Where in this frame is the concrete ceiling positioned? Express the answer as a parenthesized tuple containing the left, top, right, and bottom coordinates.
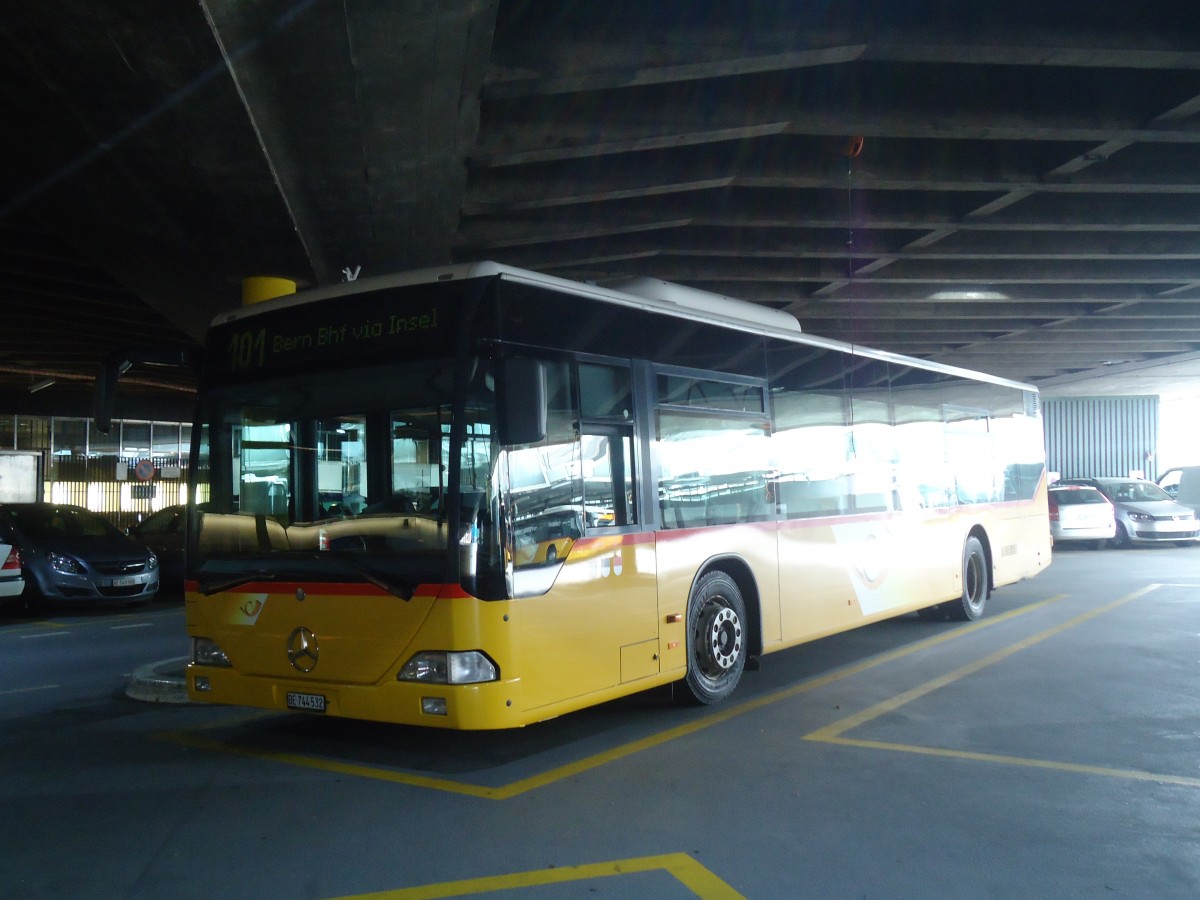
(3, 0, 1200, 413)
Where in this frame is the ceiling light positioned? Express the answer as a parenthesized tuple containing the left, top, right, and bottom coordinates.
(927, 290, 1010, 301)
(28, 378, 56, 393)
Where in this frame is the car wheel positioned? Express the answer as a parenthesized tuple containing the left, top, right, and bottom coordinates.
(20, 581, 46, 615)
(680, 570, 747, 705)
(1110, 524, 1132, 549)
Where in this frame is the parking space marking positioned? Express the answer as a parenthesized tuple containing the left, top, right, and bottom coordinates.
(158, 595, 1066, 798)
(324, 852, 744, 900)
(803, 584, 1200, 788)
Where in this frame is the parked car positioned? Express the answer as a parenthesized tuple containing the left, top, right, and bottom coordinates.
(0, 540, 24, 606)
(1057, 478, 1200, 548)
(0, 503, 159, 608)
(127, 505, 185, 597)
(1047, 484, 1116, 549)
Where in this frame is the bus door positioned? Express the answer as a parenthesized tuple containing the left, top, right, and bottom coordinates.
(510, 362, 659, 713)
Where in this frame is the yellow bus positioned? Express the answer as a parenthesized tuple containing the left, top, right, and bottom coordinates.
(178, 262, 1050, 728)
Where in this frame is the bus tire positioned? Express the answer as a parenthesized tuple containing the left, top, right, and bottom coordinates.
(681, 570, 747, 705)
(945, 536, 988, 621)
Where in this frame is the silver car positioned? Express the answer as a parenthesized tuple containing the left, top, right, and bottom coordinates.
(0, 503, 159, 608)
(1061, 478, 1200, 548)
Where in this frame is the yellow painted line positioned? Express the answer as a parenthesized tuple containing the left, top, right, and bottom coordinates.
(161, 729, 505, 798)
(804, 585, 1200, 787)
(158, 594, 1067, 798)
(815, 737, 1200, 790)
(806, 586, 1154, 742)
(324, 852, 744, 900)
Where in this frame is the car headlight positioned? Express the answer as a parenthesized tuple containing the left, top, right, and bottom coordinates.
(397, 651, 498, 684)
(192, 637, 232, 667)
(48, 552, 86, 575)
(1128, 512, 1152, 522)
(147, 553, 159, 570)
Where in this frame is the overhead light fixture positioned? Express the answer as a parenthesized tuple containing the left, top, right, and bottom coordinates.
(927, 290, 1010, 301)
(28, 378, 56, 393)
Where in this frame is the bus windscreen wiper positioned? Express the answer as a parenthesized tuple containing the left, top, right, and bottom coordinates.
(328, 553, 415, 600)
(197, 554, 415, 600)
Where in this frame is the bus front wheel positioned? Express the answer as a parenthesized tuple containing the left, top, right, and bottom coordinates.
(681, 570, 747, 705)
(945, 536, 988, 621)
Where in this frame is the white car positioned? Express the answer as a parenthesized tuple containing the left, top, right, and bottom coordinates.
(0, 540, 24, 603)
(1048, 484, 1116, 549)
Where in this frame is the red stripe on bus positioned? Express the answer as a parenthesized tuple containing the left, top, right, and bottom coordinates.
(184, 580, 449, 598)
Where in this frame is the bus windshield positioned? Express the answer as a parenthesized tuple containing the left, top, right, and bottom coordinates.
(188, 356, 500, 598)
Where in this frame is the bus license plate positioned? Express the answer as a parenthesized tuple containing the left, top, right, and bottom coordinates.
(287, 692, 327, 713)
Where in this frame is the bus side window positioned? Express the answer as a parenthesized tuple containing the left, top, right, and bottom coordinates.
(578, 362, 638, 530)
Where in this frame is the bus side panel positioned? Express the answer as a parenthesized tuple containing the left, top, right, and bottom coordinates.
(776, 511, 961, 641)
(514, 532, 659, 714)
(654, 522, 781, 661)
(986, 496, 1053, 588)
(776, 519, 862, 639)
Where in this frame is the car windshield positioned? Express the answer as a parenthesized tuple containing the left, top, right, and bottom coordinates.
(0, 505, 117, 539)
(1107, 481, 1172, 503)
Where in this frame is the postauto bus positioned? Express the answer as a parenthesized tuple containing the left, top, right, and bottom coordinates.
(158, 262, 1049, 729)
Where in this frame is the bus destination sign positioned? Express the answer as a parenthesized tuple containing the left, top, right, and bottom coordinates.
(205, 285, 463, 386)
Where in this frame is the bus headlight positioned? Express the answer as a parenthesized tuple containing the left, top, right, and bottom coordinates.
(398, 651, 498, 684)
(192, 637, 232, 667)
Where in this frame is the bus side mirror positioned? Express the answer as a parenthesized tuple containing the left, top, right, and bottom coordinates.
(499, 358, 547, 445)
(93, 345, 199, 433)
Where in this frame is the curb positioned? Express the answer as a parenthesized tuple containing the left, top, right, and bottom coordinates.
(125, 657, 190, 704)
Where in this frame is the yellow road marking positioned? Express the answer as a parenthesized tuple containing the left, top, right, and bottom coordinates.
(158, 595, 1065, 797)
(804, 585, 1200, 787)
(813, 737, 1200, 789)
(324, 852, 744, 900)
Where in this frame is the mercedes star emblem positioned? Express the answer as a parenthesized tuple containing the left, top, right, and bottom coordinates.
(286, 626, 319, 672)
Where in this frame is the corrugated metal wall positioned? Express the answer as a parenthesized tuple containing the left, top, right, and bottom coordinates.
(1044, 396, 1159, 481)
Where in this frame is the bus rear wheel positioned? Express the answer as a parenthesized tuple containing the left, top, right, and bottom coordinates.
(944, 536, 988, 621)
(681, 570, 747, 705)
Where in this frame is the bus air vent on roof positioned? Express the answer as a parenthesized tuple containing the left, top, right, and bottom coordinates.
(612, 277, 802, 334)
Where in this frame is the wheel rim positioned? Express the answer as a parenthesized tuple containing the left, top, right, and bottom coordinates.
(695, 597, 743, 678)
